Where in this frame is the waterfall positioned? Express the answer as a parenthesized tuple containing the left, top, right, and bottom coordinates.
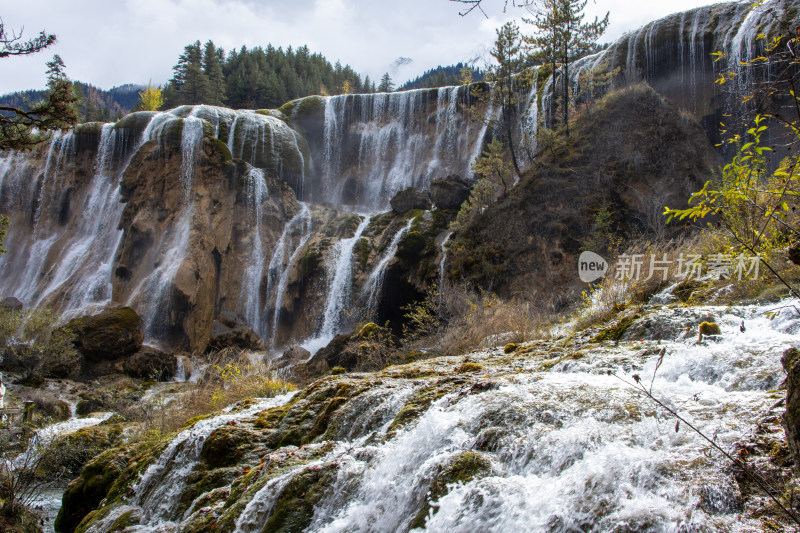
(70, 298, 800, 532)
(131, 393, 296, 524)
(303, 215, 371, 353)
(362, 219, 413, 317)
(267, 203, 313, 345)
(318, 86, 487, 211)
(36, 125, 129, 313)
(438, 231, 453, 293)
(239, 168, 269, 331)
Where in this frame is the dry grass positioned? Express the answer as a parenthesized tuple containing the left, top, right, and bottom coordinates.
(128, 349, 295, 439)
(404, 281, 556, 356)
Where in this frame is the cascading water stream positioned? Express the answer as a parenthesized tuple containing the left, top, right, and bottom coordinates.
(303, 215, 371, 353)
(35, 124, 126, 312)
(438, 231, 453, 293)
(130, 116, 205, 340)
(361, 219, 413, 317)
(131, 392, 296, 525)
(239, 168, 269, 331)
(267, 202, 312, 345)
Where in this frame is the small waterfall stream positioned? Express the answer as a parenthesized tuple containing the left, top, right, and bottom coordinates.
(70, 298, 800, 532)
(239, 168, 269, 331)
(303, 215, 372, 353)
(267, 202, 313, 345)
(362, 219, 413, 317)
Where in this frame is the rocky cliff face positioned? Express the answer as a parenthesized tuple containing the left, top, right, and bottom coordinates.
(0, 0, 791, 353)
(446, 84, 719, 303)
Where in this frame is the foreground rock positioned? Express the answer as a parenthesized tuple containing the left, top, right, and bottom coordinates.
(430, 175, 471, 210)
(67, 307, 144, 362)
(56, 300, 797, 532)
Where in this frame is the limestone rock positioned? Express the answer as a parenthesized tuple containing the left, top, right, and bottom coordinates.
(430, 175, 471, 210)
(783, 347, 800, 471)
(123, 347, 177, 381)
(0, 296, 23, 311)
(68, 307, 144, 362)
(390, 187, 432, 214)
(207, 317, 267, 352)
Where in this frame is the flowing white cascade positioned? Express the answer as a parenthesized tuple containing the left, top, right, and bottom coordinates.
(0, 131, 72, 305)
(361, 219, 413, 317)
(303, 302, 794, 532)
(130, 392, 296, 525)
(303, 215, 371, 353)
(173, 356, 186, 383)
(239, 168, 269, 331)
(34, 125, 127, 313)
(319, 86, 483, 211)
(267, 202, 313, 344)
(537, 0, 793, 124)
(438, 231, 453, 292)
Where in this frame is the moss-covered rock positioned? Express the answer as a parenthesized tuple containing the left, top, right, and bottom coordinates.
(261, 462, 339, 533)
(591, 314, 637, 343)
(66, 307, 144, 362)
(299, 249, 322, 276)
(457, 362, 484, 373)
(410, 451, 492, 529)
(504, 343, 519, 354)
(201, 425, 263, 469)
(698, 321, 721, 337)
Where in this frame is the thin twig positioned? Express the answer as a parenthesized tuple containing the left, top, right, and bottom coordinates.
(613, 372, 800, 527)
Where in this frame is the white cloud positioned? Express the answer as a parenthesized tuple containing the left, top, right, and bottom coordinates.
(0, 0, 723, 95)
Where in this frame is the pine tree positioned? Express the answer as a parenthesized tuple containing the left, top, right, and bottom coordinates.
(0, 23, 77, 151)
(378, 72, 394, 92)
(526, 0, 609, 135)
(168, 41, 210, 106)
(486, 21, 526, 175)
(203, 41, 226, 106)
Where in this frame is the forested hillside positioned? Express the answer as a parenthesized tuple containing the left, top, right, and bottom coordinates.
(398, 62, 484, 90)
(0, 82, 142, 123)
(163, 40, 373, 109)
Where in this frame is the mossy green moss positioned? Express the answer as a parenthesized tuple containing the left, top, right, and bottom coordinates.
(278, 101, 297, 117)
(457, 362, 484, 373)
(591, 314, 637, 342)
(504, 343, 519, 354)
(330, 366, 346, 375)
(358, 322, 379, 338)
(397, 231, 427, 259)
(201, 425, 261, 469)
(261, 462, 339, 533)
(299, 249, 322, 276)
(209, 136, 232, 161)
(410, 451, 492, 529)
(354, 237, 371, 270)
(295, 96, 325, 118)
(699, 321, 721, 336)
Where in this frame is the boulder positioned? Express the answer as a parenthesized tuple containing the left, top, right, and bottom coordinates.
(123, 347, 177, 381)
(0, 296, 23, 311)
(390, 187, 432, 214)
(207, 316, 267, 352)
(430, 175, 471, 210)
(67, 307, 144, 362)
(782, 347, 800, 471)
(276, 345, 312, 369)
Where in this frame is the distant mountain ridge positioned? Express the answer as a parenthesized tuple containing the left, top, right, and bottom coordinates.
(0, 82, 144, 123)
(398, 63, 484, 91)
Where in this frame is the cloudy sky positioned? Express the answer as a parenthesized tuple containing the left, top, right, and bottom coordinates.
(1, 0, 722, 94)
